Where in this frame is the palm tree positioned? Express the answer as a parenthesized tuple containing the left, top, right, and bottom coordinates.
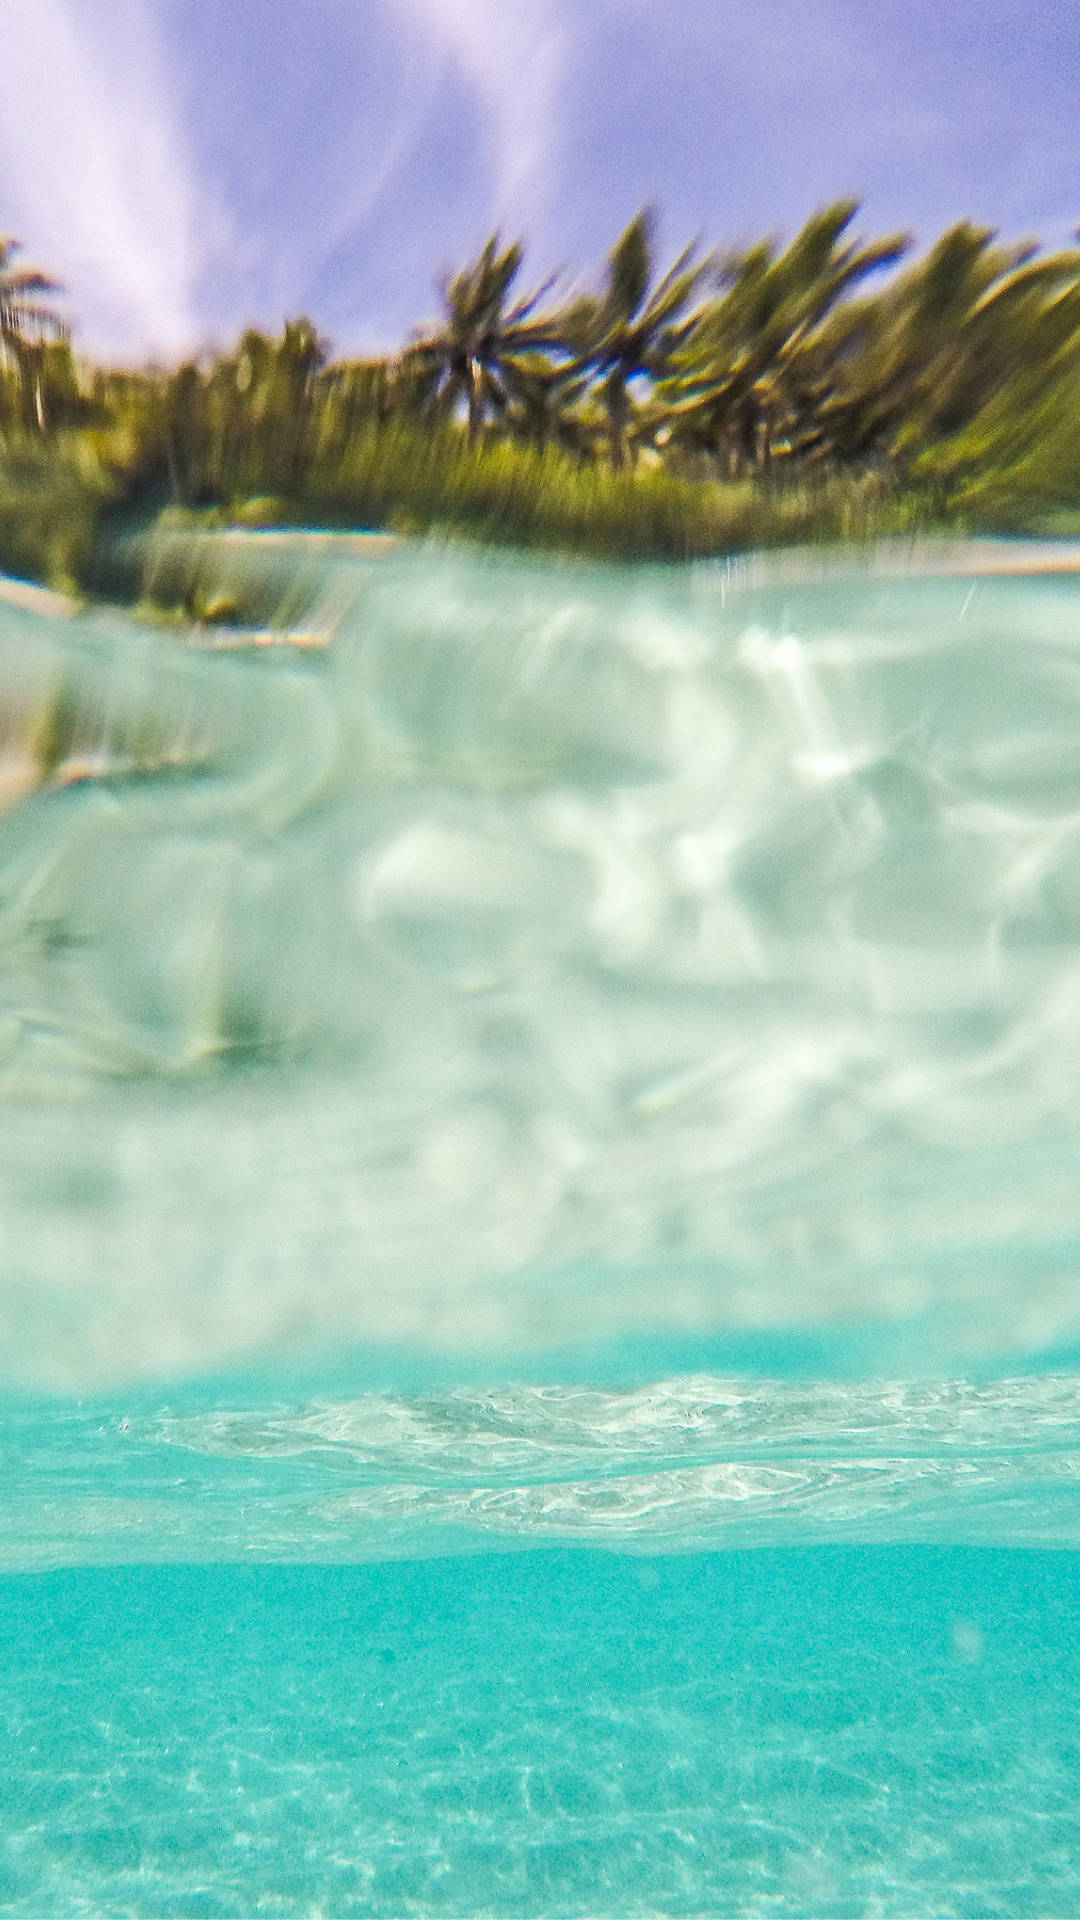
(193, 318, 329, 500)
(559, 210, 706, 469)
(659, 201, 908, 476)
(496, 351, 599, 456)
(803, 222, 1080, 489)
(163, 361, 208, 503)
(0, 234, 66, 431)
(264, 318, 327, 489)
(411, 236, 563, 442)
(0, 234, 63, 348)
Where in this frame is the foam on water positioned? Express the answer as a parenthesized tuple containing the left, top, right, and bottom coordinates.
(6, 1370, 1080, 1570)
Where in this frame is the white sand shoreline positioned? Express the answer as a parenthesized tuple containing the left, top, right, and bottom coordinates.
(709, 537, 1080, 587)
(3, 535, 1080, 632)
(0, 573, 78, 618)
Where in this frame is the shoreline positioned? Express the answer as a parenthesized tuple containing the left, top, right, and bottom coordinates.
(6, 534, 1080, 637)
(0, 573, 78, 618)
(710, 536, 1080, 589)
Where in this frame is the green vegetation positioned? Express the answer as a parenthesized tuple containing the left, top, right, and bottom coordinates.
(3, 202, 1080, 595)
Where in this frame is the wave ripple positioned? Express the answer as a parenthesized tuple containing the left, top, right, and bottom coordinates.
(3, 542, 1080, 1383)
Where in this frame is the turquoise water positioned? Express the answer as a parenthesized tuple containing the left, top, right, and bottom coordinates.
(3, 1551, 1079, 1917)
(3, 537, 1080, 1914)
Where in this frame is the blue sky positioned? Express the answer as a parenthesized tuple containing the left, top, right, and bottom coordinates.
(0, 0, 1077, 362)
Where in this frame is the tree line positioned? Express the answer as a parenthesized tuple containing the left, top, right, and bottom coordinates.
(3, 201, 1080, 582)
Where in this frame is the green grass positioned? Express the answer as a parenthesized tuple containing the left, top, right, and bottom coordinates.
(295, 420, 931, 560)
(0, 413, 1067, 614)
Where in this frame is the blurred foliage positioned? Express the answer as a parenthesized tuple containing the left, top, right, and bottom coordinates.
(3, 201, 1080, 592)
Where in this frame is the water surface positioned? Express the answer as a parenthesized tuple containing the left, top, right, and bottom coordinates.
(2, 536, 1080, 1915)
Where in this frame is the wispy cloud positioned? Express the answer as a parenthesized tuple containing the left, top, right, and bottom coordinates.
(388, 0, 569, 231)
(0, 0, 199, 358)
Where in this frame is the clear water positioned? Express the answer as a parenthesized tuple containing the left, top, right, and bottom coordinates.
(2, 537, 1080, 1915)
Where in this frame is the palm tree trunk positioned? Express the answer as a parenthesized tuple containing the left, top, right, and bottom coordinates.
(466, 366, 484, 444)
(605, 370, 629, 470)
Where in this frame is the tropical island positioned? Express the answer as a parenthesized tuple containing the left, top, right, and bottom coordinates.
(3, 200, 1080, 596)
